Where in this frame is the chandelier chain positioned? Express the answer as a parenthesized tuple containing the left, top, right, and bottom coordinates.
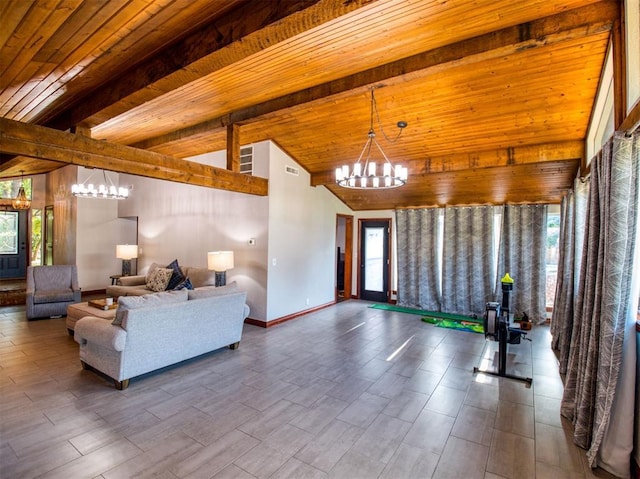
(371, 87, 404, 144)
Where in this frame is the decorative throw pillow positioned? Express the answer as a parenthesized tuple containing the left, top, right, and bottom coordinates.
(165, 259, 185, 290)
(145, 267, 173, 292)
(188, 281, 239, 300)
(112, 289, 188, 326)
(173, 277, 193, 290)
(146, 262, 163, 278)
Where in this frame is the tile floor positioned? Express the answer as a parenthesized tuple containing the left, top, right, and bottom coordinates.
(0, 300, 617, 478)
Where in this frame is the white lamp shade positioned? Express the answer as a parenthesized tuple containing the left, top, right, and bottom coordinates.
(208, 251, 234, 271)
(116, 244, 138, 260)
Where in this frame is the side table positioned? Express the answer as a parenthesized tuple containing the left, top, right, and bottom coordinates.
(110, 274, 123, 285)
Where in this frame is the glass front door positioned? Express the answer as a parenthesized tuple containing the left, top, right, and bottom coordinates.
(360, 219, 390, 302)
(0, 210, 28, 279)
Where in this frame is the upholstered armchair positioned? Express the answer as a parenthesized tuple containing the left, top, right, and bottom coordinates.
(26, 265, 81, 320)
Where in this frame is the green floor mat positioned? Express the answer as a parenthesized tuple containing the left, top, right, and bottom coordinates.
(422, 316, 484, 334)
(370, 303, 480, 323)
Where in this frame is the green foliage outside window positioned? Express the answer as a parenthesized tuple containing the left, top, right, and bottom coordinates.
(31, 209, 42, 265)
(0, 178, 32, 199)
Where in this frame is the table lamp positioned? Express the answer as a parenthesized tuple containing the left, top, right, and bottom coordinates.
(207, 251, 234, 286)
(116, 244, 138, 276)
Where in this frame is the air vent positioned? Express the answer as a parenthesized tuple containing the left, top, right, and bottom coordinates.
(285, 165, 299, 176)
(240, 146, 253, 175)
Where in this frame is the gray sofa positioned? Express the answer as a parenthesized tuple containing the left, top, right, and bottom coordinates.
(74, 285, 249, 389)
(106, 263, 216, 297)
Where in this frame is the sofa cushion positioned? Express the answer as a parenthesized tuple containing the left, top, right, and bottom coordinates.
(112, 288, 188, 325)
(166, 259, 186, 290)
(34, 289, 75, 304)
(183, 267, 217, 288)
(106, 284, 151, 298)
(117, 275, 146, 286)
(33, 266, 73, 288)
(146, 268, 173, 292)
(188, 281, 238, 300)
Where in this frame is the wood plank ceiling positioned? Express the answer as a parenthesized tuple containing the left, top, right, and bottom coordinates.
(0, 0, 619, 210)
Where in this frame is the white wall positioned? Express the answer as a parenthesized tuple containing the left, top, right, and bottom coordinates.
(265, 142, 351, 321)
(75, 168, 136, 290)
(117, 155, 270, 320)
(586, 44, 615, 160)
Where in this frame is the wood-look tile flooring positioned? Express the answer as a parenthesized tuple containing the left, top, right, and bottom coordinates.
(0, 301, 616, 479)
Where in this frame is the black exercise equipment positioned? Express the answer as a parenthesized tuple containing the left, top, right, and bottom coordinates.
(473, 273, 532, 385)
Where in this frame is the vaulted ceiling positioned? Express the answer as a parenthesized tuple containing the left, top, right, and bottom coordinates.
(0, 0, 620, 210)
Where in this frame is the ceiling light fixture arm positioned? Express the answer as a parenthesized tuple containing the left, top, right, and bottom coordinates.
(336, 87, 408, 189)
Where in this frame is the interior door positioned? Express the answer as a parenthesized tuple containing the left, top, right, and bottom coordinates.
(0, 210, 28, 279)
(359, 219, 390, 302)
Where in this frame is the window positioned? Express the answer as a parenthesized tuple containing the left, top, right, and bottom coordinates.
(31, 208, 43, 266)
(239, 146, 253, 175)
(546, 211, 561, 308)
(0, 212, 19, 254)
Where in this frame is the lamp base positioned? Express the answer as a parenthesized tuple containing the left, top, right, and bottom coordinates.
(215, 271, 226, 287)
(122, 259, 132, 276)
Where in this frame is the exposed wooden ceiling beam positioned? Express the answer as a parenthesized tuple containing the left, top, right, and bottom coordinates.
(0, 118, 267, 196)
(131, 1, 618, 152)
(310, 141, 584, 186)
(227, 124, 240, 173)
(42, 0, 372, 130)
(0, 154, 14, 167)
(620, 97, 640, 133)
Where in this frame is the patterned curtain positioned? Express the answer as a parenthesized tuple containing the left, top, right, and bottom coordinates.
(441, 206, 496, 317)
(496, 205, 548, 323)
(395, 208, 441, 311)
(560, 131, 639, 476)
(573, 178, 590, 291)
(551, 177, 590, 374)
(550, 189, 577, 374)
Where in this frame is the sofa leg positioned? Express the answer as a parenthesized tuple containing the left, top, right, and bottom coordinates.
(229, 341, 240, 350)
(115, 379, 130, 390)
(67, 328, 74, 336)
